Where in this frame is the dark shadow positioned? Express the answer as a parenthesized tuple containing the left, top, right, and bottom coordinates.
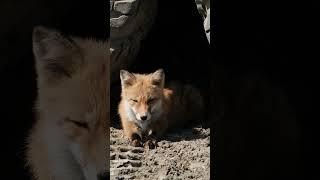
(161, 126, 210, 142)
(0, 1, 107, 179)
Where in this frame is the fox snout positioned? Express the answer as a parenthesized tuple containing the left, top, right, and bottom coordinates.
(136, 111, 150, 121)
(140, 115, 147, 121)
(133, 103, 151, 121)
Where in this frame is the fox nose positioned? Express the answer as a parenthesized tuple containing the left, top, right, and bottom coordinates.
(140, 115, 147, 121)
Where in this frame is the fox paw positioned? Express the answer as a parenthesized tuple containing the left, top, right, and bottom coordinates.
(143, 139, 158, 149)
(130, 139, 143, 147)
(130, 133, 143, 147)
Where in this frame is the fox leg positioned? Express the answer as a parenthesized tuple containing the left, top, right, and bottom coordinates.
(121, 118, 143, 147)
(143, 119, 168, 149)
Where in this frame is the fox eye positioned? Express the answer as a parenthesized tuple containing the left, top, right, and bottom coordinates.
(130, 99, 138, 102)
(147, 98, 157, 104)
(66, 118, 89, 129)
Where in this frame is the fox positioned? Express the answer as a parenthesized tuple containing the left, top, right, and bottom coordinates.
(26, 26, 109, 180)
(118, 69, 204, 148)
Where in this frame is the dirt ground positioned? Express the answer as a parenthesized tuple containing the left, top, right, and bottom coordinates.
(110, 125, 210, 180)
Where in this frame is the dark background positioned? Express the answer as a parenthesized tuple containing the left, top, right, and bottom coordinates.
(214, 0, 318, 179)
(0, 0, 107, 179)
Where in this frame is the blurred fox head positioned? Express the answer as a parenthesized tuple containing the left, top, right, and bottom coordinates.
(120, 69, 165, 122)
(32, 26, 109, 180)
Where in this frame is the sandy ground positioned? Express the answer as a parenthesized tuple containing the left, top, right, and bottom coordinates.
(110, 125, 210, 180)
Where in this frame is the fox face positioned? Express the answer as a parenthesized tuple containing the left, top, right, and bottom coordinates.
(119, 69, 165, 126)
(30, 26, 109, 180)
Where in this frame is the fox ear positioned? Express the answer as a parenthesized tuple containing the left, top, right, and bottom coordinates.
(120, 70, 136, 87)
(151, 69, 165, 87)
(32, 26, 82, 83)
